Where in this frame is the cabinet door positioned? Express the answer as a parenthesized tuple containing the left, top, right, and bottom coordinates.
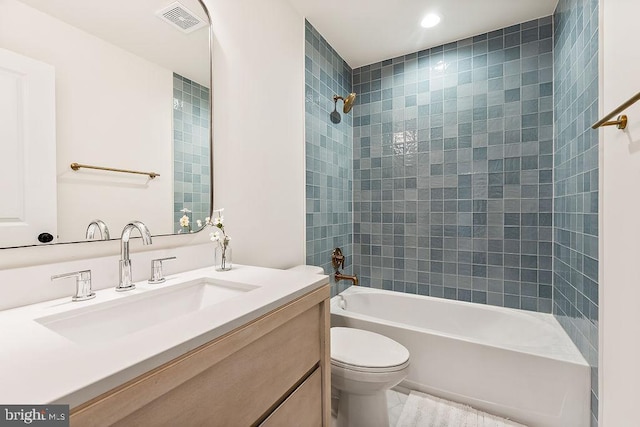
(0, 48, 56, 246)
(260, 369, 322, 427)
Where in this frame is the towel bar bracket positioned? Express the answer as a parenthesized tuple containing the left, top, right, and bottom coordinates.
(592, 91, 640, 129)
(599, 114, 628, 130)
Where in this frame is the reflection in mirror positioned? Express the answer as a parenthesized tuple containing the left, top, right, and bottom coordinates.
(0, 0, 211, 248)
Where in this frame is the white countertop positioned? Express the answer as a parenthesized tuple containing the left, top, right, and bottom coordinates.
(0, 264, 328, 407)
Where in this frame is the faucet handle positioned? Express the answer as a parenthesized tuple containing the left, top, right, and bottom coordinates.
(331, 248, 345, 271)
(51, 270, 95, 301)
(148, 257, 176, 284)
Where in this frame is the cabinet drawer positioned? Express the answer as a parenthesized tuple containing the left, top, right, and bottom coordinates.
(71, 284, 329, 427)
(113, 306, 321, 427)
(260, 368, 322, 427)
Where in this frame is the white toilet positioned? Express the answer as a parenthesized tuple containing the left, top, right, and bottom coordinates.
(331, 327, 410, 427)
(286, 265, 410, 427)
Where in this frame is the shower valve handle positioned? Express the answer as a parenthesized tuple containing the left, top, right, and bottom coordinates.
(332, 247, 345, 270)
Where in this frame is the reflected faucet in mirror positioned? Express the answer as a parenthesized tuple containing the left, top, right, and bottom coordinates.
(117, 221, 152, 292)
(86, 220, 110, 241)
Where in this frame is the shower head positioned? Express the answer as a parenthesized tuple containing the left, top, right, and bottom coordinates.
(333, 92, 357, 114)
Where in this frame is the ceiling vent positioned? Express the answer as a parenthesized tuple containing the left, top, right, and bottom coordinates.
(156, 2, 207, 34)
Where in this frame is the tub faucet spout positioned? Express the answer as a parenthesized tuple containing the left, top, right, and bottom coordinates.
(117, 221, 152, 292)
(335, 272, 359, 286)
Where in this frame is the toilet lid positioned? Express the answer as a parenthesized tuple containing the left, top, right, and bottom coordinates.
(331, 327, 410, 372)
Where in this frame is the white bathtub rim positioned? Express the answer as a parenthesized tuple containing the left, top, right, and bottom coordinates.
(333, 302, 585, 366)
(331, 287, 588, 366)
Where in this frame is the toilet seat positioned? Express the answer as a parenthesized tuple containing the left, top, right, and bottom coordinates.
(331, 358, 410, 373)
(331, 327, 410, 373)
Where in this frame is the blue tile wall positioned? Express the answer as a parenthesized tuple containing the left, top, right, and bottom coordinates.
(305, 21, 353, 295)
(173, 73, 211, 233)
(553, 0, 599, 424)
(352, 18, 554, 312)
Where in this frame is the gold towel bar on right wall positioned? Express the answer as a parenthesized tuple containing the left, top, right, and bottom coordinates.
(592, 91, 640, 130)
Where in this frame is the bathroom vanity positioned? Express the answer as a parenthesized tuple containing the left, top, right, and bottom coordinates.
(0, 264, 330, 427)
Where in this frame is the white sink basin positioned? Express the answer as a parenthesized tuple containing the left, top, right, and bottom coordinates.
(35, 278, 259, 344)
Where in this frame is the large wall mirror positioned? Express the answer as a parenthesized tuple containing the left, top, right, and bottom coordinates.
(0, 0, 212, 248)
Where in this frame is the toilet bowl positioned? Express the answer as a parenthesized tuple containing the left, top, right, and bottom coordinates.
(331, 327, 410, 427)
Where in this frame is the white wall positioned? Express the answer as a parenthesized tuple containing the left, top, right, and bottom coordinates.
(599, 0, 640, 424)
(0, 0, 174, 242)
(0, 0, 307, 271)
(206, 0, 306, 269)
(0, 241, 216, 311)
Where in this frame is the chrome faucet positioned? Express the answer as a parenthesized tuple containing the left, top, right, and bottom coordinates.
(117, 221, 152, 291)
(86, 219, 110, 240)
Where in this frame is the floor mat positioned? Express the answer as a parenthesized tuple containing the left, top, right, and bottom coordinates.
(396, 391, 527, 427)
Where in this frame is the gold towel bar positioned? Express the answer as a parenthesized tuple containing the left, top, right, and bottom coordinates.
(70, 162, 160, 179)
(592, 91, 640, 130)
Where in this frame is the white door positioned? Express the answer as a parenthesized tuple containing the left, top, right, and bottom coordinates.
(0, 48, 56, 247)
(600, 0, 640, 424)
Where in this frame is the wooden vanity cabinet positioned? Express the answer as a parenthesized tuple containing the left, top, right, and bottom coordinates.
(70, 285, 331, 427)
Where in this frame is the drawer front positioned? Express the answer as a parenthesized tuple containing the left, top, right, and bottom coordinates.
(260, 368, 322, 427)
(113, 305, 321, 427)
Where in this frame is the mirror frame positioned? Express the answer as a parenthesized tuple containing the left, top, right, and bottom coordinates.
(1, 0, 214, 250)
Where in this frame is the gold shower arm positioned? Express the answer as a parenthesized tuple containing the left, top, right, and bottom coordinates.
(70, 162, 160, 179)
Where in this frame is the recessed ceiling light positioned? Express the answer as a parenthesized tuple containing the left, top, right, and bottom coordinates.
(421, 13, 441, 28)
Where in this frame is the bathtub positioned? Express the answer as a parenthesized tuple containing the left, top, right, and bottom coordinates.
(330, 286, 590, 427)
